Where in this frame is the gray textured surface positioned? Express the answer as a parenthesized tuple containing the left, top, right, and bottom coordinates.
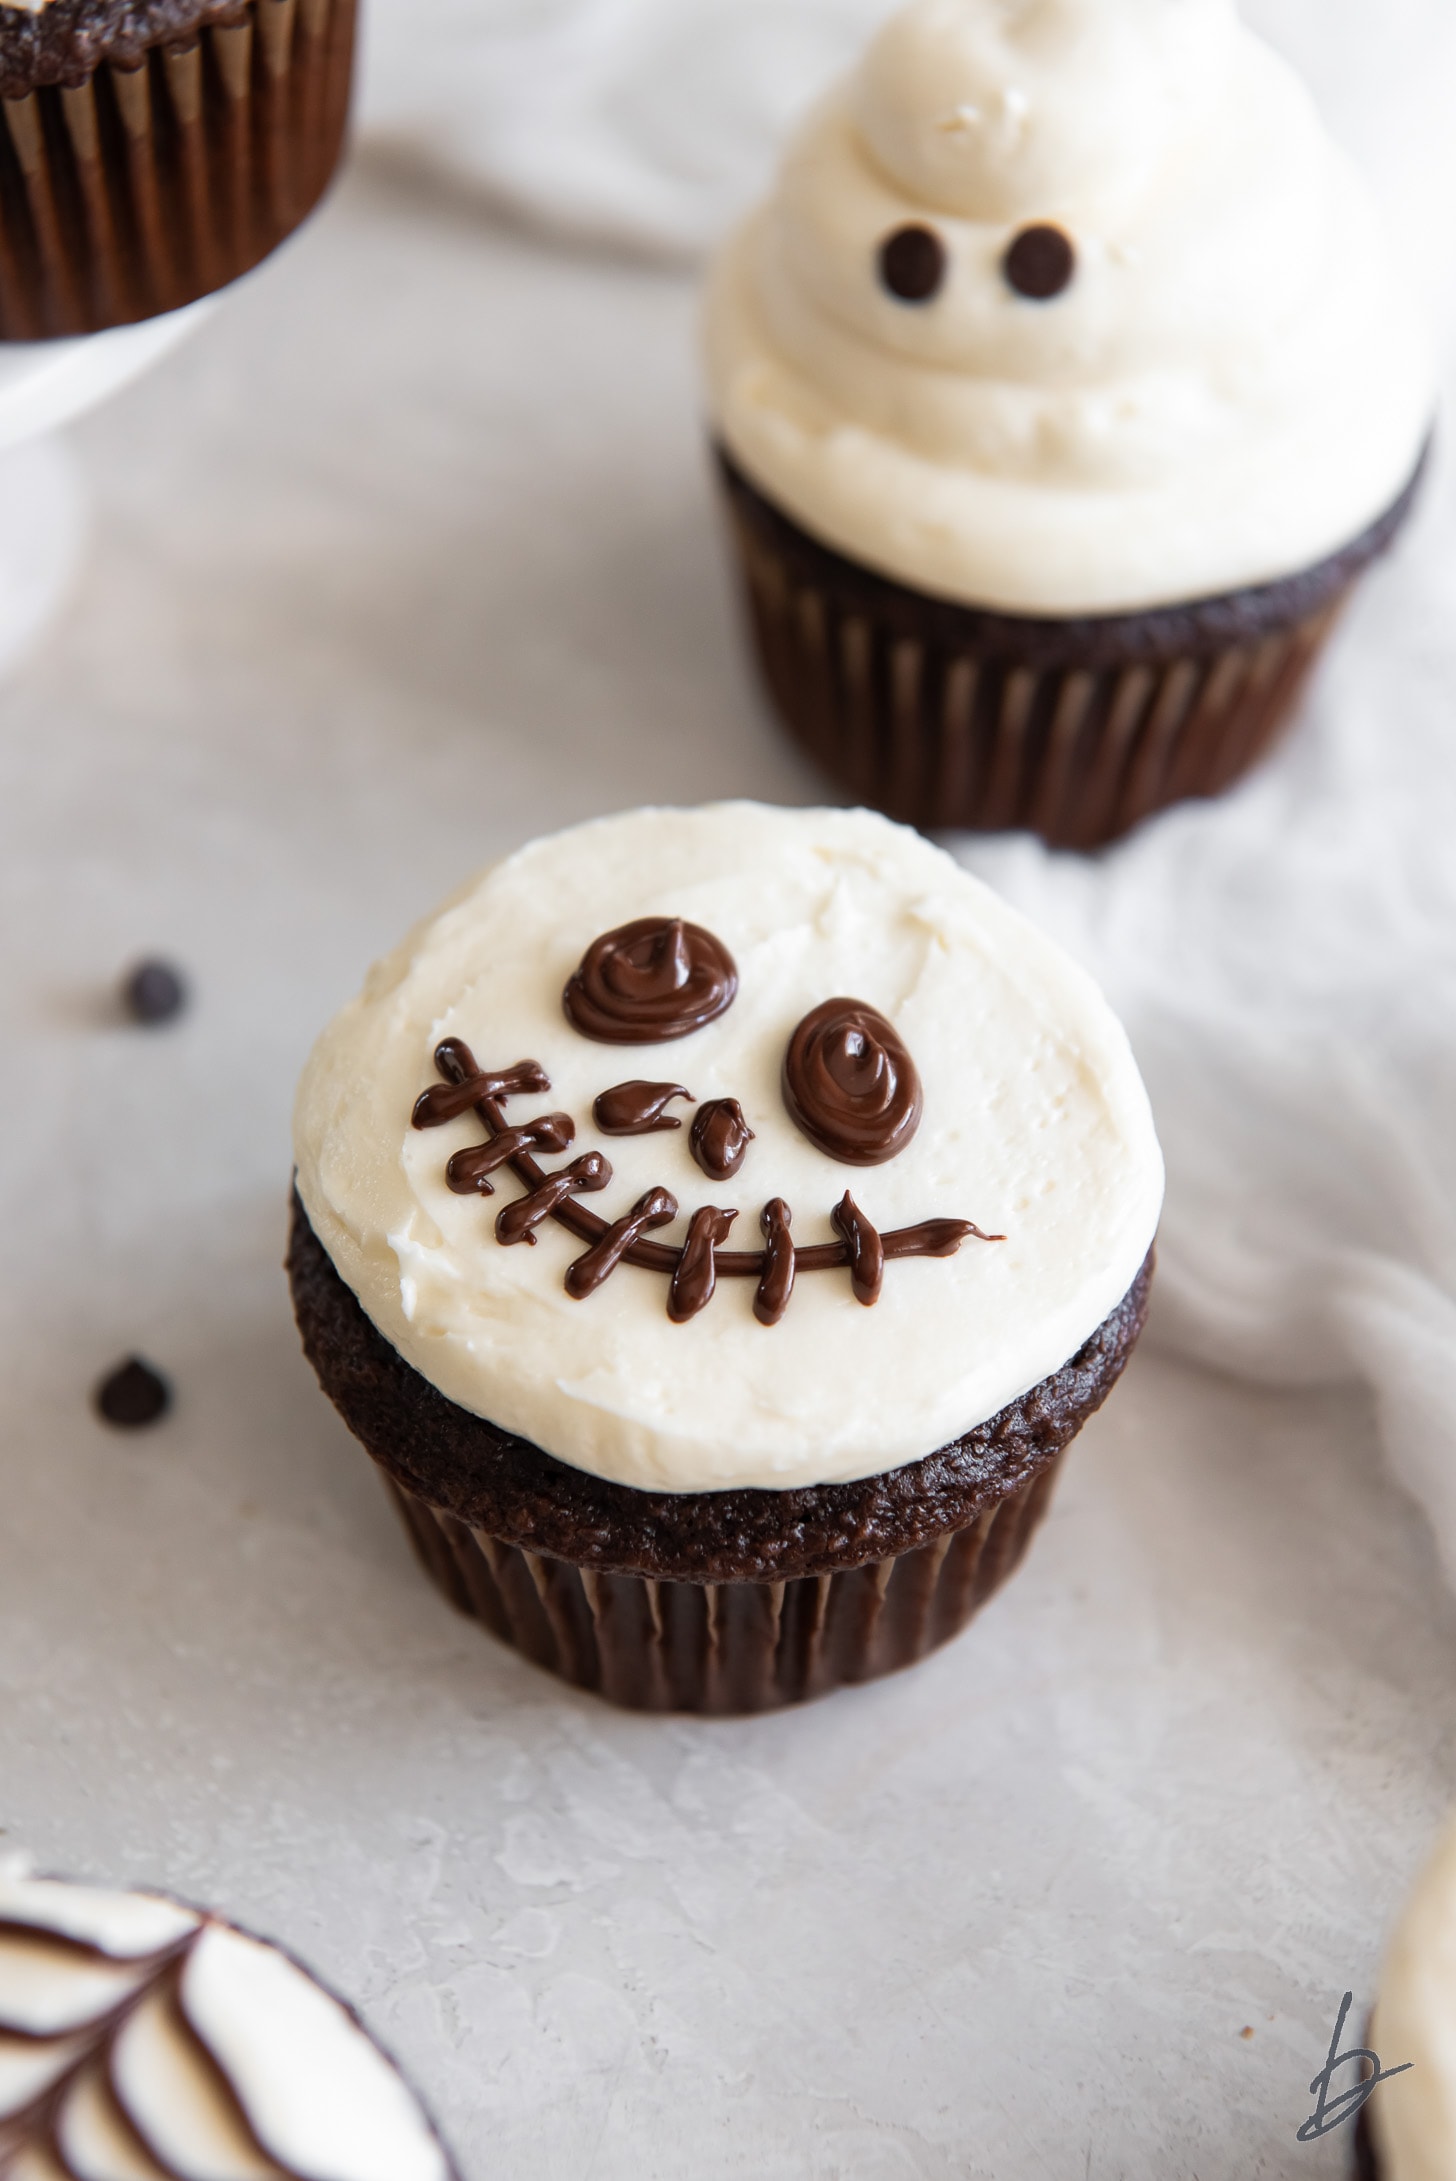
(1, 170, 1452, 2178)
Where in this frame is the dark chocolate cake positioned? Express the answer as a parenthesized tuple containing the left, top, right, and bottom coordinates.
(290, 1192, 1153, 1711)
(717, 446, 1428, 849)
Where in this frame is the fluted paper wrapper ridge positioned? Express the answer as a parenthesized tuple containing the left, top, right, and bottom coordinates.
(383, 1458, 1065, 1715)
(716, 454, 1388, 850)
(0, 0, 356, 339)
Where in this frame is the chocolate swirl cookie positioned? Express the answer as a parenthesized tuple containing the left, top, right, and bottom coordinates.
(564, 918, 738, 1043)
(782, 998, 923, 1165)
(0, 1866, 458, 2179)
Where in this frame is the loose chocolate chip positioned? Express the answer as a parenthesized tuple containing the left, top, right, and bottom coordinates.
(1003, 223, 1076, 301)
(122, 959, 187, 1026)
(94, 1357, 171, 1430)
(879, 224, 945, 303)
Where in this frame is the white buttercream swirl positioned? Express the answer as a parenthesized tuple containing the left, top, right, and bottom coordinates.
(0, 1864, 453, 2181)
(292, 803, 1163, 1495)
(1372, 1814, 1456, 2181)
(704, 0, 1433, 615)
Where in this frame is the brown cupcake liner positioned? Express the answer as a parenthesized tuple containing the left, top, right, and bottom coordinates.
(717, 445, 1426, 850)
(0, 0, 356, 339)
(289, 1192, 1153, 1716)
(384, 1453, 1065, 1715)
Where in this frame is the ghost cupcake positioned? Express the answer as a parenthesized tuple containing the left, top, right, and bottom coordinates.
(289, 803, 1163, 1714)
(0, 1861, 459, 2178)
(704, 0, 1433, 848)
(0, 0, 357, 339)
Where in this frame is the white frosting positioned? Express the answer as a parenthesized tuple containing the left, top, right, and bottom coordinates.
(293, 803, 1163, 1494)
(183, 1926, 447, 2181)
(7, 2148, 68, 2181)
(1372, 1814, 1456, 2181)
(115, 1981, 284, 2180)
(62, 2064, 177, 2181)
(0, 2041, 79, 2123)
(0, 1868, 452, 2181)
(0, 1937, 145, 2038)
(704, 0, 1433, 615)
(0, 1875, 197, 1962)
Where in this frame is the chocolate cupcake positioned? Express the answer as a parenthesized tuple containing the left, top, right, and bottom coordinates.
(0, 0, 357, 339)
(0, 1860, 459, 2176)
(1361, 1815, 1456, 2180)
(704, 0, 1434, 849)
(290, 804, 1163, 1714)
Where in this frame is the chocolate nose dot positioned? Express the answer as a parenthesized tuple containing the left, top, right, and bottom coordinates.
(879, 224, 945, 303)
(1003, 222, 1076, 301)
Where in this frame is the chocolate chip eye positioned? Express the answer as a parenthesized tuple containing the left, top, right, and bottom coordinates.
(1003, 223, 1076, 301)
(879, 224, 945, 304)
(782, 999, 923, 1166)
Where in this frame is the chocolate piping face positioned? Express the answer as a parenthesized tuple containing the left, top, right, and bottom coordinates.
(446, 1113, 574, 1195)
(564, 1188, 678, 1299)
(831, 1193, 885, 1306)
(495, 1153, 613, 1246)
(754, 1198, 795, 1327)
(690, 1098, 754, 1181)
(414, 1040, 1001, 1321)
(782, 999, 923, 1166)
(668, 1207, 739, 1322)
(563, 918, 738, 1043)
(413, 1059, 550, 1130)
(594, 1081, 693, 1135)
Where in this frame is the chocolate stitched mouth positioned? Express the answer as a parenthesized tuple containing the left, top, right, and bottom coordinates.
(412, 1039, 1002, 1325)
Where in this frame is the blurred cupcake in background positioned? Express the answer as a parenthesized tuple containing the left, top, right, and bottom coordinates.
(704, 0, 1434, 849)
(0, 0, 357, 339)
(1362, 1812, 1456, 2179)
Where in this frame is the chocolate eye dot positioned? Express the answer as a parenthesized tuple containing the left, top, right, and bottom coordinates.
(879, 224, 945, 304)
(1003, 222, 1076, 301)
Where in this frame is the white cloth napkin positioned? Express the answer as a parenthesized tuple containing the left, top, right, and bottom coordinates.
(356, 1, 1456, 1582)
(952, 459, 1456, 1585)
(358, 0, 1456, 301)
(358, 0, 880, 257)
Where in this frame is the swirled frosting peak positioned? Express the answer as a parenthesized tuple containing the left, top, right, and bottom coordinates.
(704, 0, 1433, 615)
(857, 0, 1236, 224)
